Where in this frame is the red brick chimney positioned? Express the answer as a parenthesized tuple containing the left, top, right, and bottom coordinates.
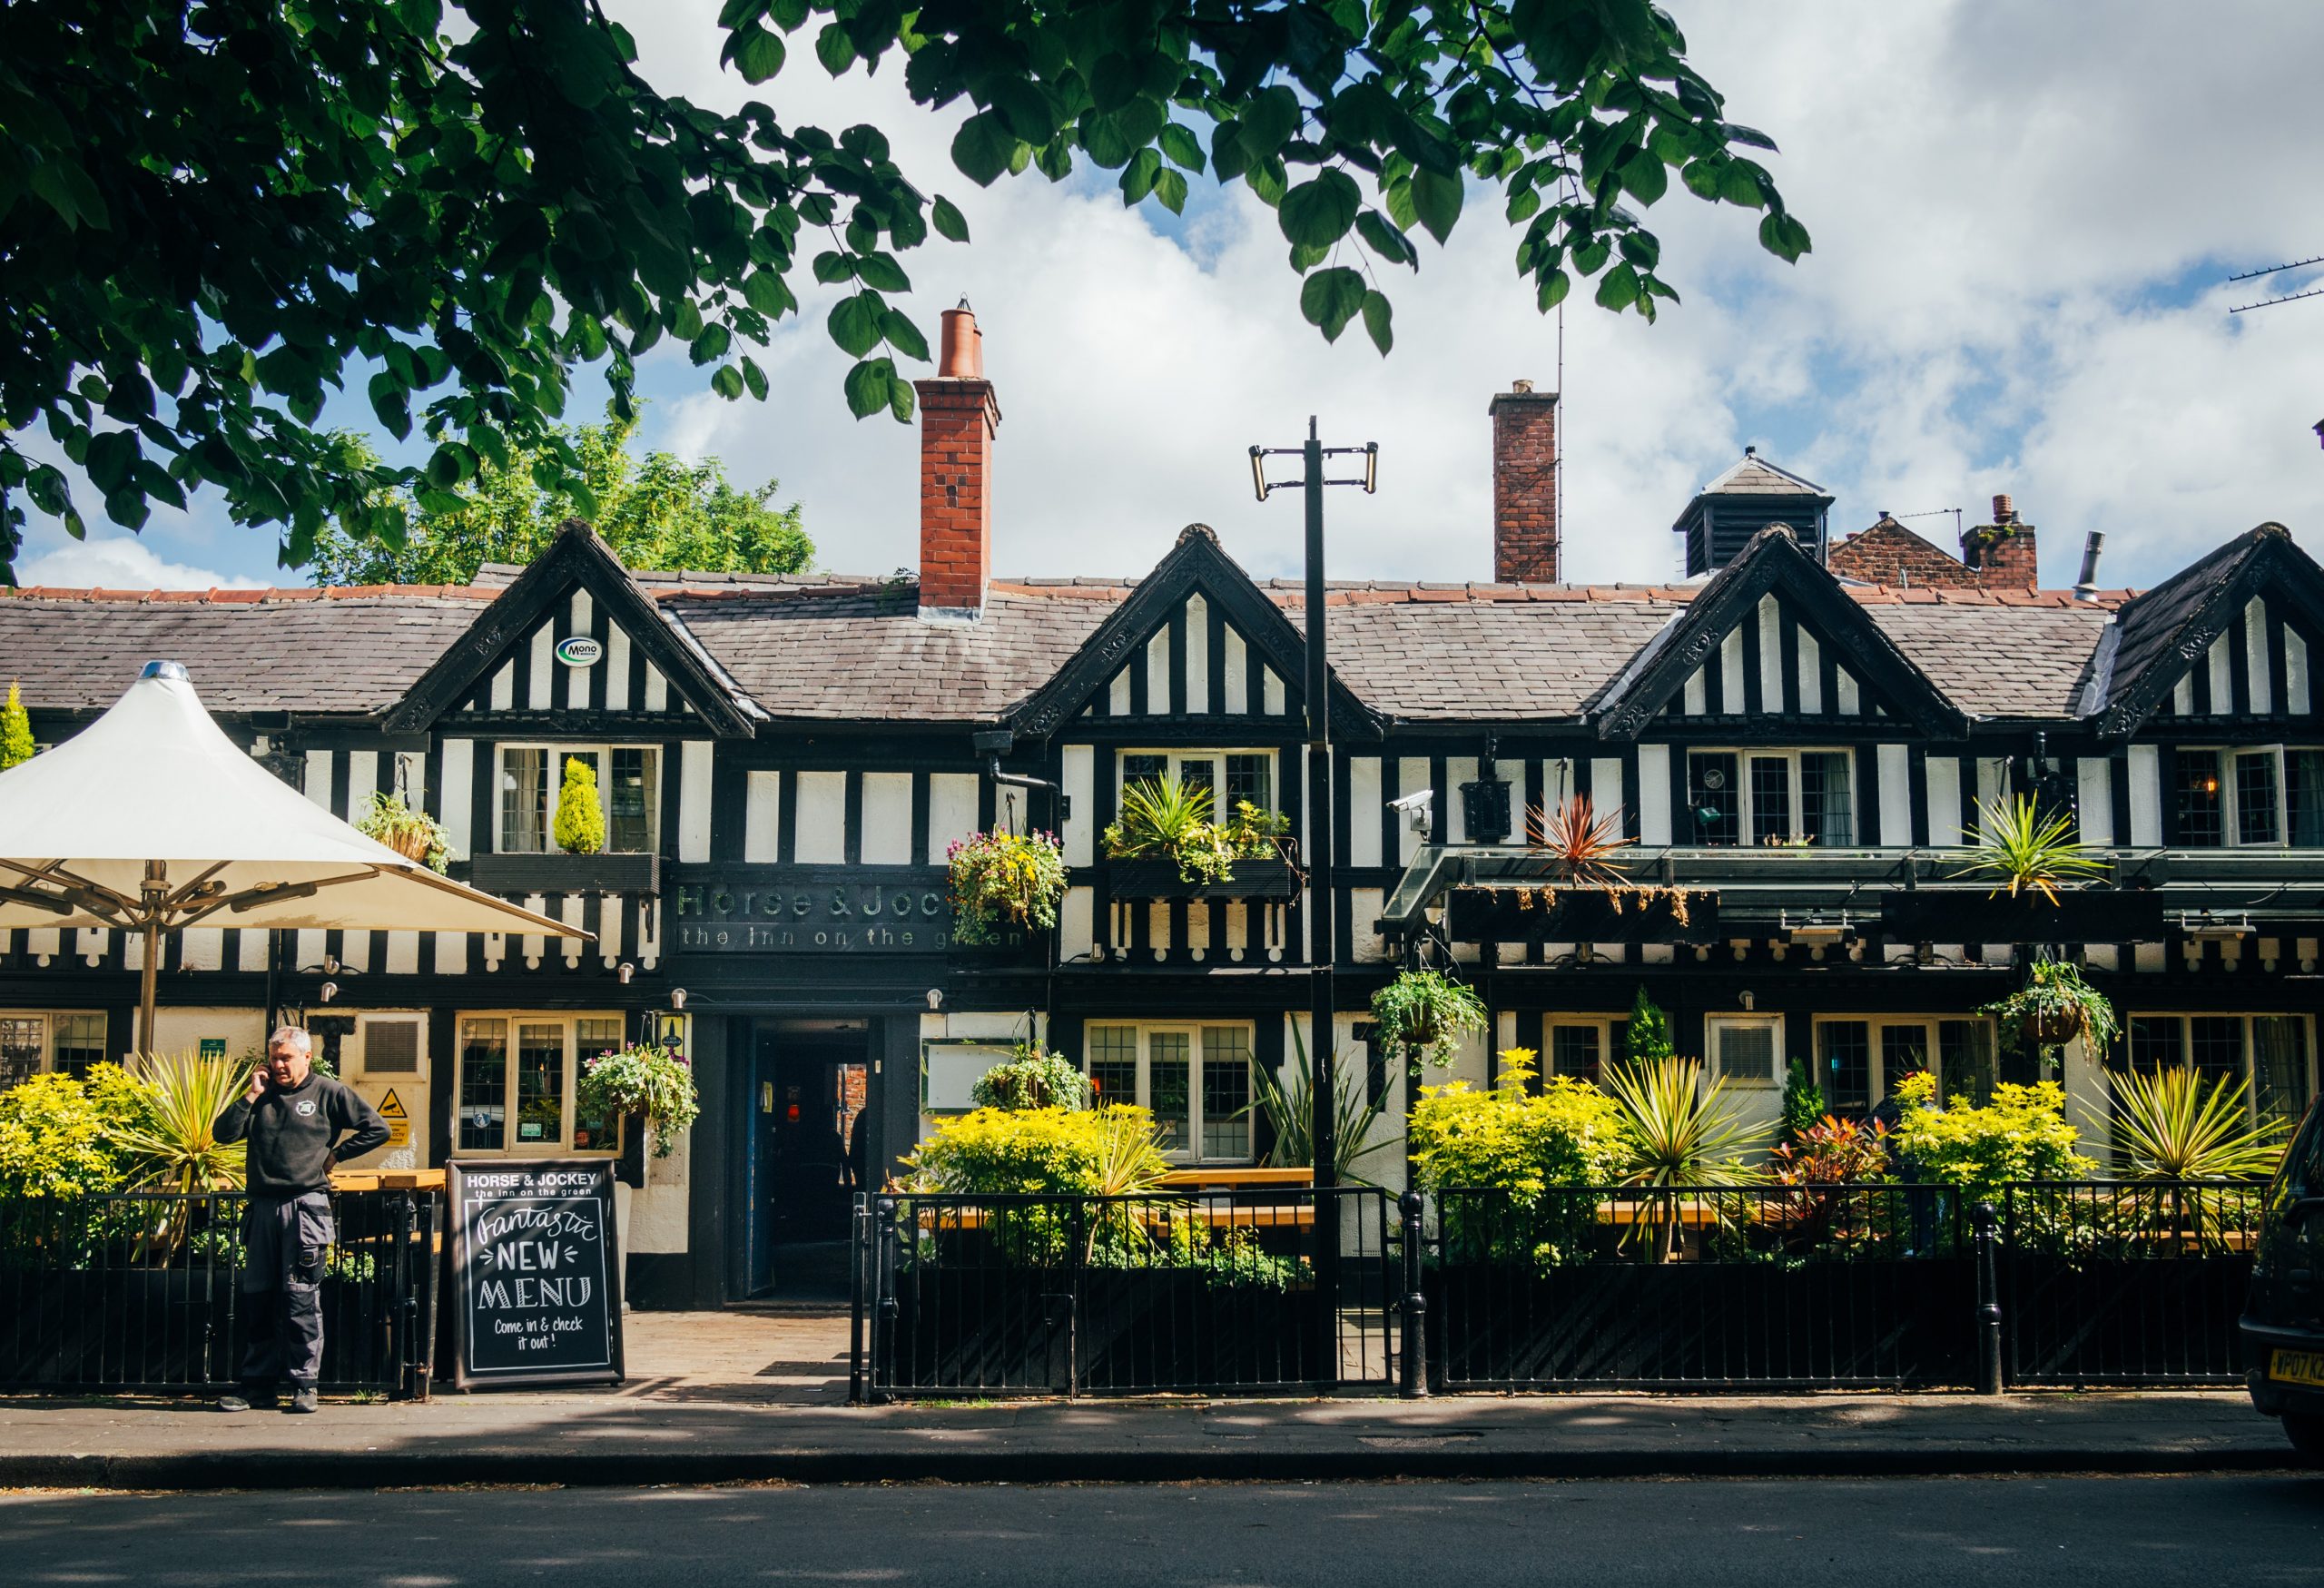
(913, 303, 1001, 617)
(1489, 380, 1559, 583)
(1962, 492, 2037, 587)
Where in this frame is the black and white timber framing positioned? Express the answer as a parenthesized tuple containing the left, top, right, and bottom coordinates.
(4, 515, 2323, 1307)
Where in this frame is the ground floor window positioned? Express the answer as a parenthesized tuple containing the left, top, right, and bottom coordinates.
(0, 1011, 106, 1087)
(1084, 1021, 1254, 1161)
(1812, 1015, 1994, 1114)
(1707, 1014, 1783, 1088)
(1542, 1015, 1628, 1082)
(2122, 1012, 2314, 1129)
(455, 1011, 626, 1155)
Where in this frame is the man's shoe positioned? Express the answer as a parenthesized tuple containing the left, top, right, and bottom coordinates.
(215, 1393, 252, 1414)
(287, 1386, 320, 1414)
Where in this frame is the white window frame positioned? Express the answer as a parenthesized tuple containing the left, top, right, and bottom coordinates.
(2170, 745, 2324, 849)
(2123, 1011, 2319, 1126)
(1809, 1013, 1997, 1110)
(1541, 1014, 1627, 1080)
(1684, 747, 1856, 847)
(495, 742, 663, 854)
(1705, 1013, 1785, 1089)
(1115, 748, 1280, 823)
(451, 1010, 628, 1158)
(0, 1010, 107, 1086)
(1082, 1019, 1256, 1163)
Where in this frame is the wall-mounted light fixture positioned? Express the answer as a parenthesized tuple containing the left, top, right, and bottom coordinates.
(1738, 991, 1755, 1011)
(319, 981, 340, 1003)
(670, 988, 688, 1011)
(617, 962, 635, 985)
(926, 988, 944, 1011)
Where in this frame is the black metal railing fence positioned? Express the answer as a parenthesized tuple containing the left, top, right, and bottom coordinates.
(0, 1188, 439, 1397)
(860, 1186, 1397, 1399)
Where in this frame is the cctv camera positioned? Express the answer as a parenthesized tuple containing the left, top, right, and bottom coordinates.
(1388, 789, 1433, 814)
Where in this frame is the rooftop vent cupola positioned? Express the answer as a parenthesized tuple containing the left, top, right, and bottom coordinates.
(1671, 448, 1834, 576)
(1489, 380, 1560, 582)
(913, 301, 1002, 619)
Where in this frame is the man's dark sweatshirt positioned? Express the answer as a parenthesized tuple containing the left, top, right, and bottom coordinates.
(215, 1073, 390, 1198)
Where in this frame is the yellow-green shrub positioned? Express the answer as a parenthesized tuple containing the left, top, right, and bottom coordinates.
(0, 1064, 149, 1200)
(553, 756, 606, 853)
(1409, 1049, 1628, 1199)
(906, 1104, 1164, 1197)
(1886, 1070, 2093, 1203)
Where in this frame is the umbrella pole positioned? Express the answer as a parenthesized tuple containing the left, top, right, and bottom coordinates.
(138, 919, 160, 1059)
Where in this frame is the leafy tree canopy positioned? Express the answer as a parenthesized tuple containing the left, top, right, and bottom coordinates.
(307, 410, 812, 586)
(0, 0, 1803, 584)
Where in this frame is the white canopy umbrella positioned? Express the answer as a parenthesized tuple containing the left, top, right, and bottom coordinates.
(0, 661, 586, 1050)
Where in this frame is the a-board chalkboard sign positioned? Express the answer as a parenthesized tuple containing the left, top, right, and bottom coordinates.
(447, 1159, 625, 1390)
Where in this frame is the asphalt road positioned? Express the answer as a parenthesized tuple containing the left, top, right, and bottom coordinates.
(7, 1475, 2323, 1587)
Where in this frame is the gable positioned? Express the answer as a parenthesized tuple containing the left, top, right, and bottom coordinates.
(2088, 525, 2324, 737)
(1590, 526, 1966, 741)
(383, 522, 758, 737)
(1012, 524, 1374, 737)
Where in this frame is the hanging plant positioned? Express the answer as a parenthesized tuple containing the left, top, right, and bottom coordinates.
(357, 791, 452, 873)
(948, 829, 1067, 945)
(1984, 954, 2119, 1050)
(553, 756, 606, 854)
(970, 1042, 1093, 1110)
(576, 1043, 700, 1158)
(1369, 968, 1488, 1068)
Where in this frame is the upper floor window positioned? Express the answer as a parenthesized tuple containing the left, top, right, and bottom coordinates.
(497, 744, 660, 853)
(1687, 749, 1854, 847)
(0, 1011, 106, 1089)
(1543, 1015, 1627, 1083)
(2171, 746, 2324, 847)
(1118, 749, 1275, 819)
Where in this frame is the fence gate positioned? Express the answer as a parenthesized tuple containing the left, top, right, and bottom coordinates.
(856, 1188, 1399, 1399)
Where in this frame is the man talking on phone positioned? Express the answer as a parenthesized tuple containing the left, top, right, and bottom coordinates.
(212, 1025, 389, 1413)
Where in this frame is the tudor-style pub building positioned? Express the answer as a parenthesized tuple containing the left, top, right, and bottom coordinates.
(4, 308, 2320, 1307)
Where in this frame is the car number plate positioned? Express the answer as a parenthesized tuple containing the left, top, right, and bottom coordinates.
(2270, 1348, 2324, 1388)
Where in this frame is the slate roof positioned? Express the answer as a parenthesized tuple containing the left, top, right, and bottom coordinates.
(0, 588, 488, 714)
(1691, 451, 1830, 498)
(2099, 528, 2270, 714)
(0, 564, 2143, 728)
(664, 585, 1123, 723)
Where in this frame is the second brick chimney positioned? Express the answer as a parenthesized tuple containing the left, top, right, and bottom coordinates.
(1962, 492, 2038, 587)
(1489, 380, 1560, 583)
(913, 303, 1001, 618)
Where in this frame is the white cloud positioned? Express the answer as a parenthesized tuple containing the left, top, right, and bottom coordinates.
(615, 0, 2324, 592)
(15, 536, 266, 591)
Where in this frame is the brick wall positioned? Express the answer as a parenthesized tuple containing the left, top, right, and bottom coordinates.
(1828, 518, 1984, 588)
(1489, 387, 1559, 582)
(1961, 497, 2038, 588)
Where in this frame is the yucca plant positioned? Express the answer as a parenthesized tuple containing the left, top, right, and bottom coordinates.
(2109, 1066, 2284, 1181)
(2108, 1067, 2284, 1253)
(1602, 1056, 1768, 1260)
(1252, 1023, 1398, 1182)
(1526, 794, 1634, 887)
(113, 1052, 248, 1260)
(1955, 794, 2109, 905)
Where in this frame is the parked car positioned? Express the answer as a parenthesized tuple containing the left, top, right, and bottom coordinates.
(2244, 1095, 2324, 1463)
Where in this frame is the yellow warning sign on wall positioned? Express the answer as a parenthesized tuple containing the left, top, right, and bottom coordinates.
(375, 1088, 410, 1148)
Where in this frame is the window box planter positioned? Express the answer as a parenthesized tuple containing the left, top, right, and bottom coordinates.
(1107, 854, 1300, 902)
(465, 852, 661, 896)
(1877, 887, 2162, 943)
(1445, 885, 1721, 942)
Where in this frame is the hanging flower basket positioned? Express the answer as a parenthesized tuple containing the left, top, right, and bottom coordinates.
(948, 830, 1067, 946)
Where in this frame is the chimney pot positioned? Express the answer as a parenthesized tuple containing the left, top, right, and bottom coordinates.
(1511, 379, 1533, 394)
(1992, 492, 2014, 523)
(937, 304, 983, 380)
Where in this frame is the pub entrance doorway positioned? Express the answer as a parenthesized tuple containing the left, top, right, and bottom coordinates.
(746, 1020, 872, 1298)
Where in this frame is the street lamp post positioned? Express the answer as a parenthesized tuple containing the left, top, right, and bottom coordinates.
(1250, 420, 1378, 1197)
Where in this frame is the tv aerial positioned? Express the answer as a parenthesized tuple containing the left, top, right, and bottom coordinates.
(2229, 253, 2324, 314)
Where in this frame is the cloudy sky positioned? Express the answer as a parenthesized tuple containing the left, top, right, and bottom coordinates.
(16, 0, 2324, 591)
